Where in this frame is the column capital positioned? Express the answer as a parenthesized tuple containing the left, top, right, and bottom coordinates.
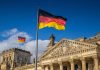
(41, 65, 45, 68)
(80, 57, 86, 61)
(69, 59, 74, 63)
(92, 55, 98, 59)
(58, 61, 63, 65)
(49, 63, 53, 66)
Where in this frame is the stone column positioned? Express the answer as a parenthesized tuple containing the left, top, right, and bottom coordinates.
(81, 58, 86, 70)
(93, 56, 99, 70)
(59, 62, 63, 70)
(67, 64, 70, 70)
(50, 63, 53, 70)
(70, 60, 74, 70)
(78, 64, 81, 70)
(41, 65, 45, 70)
(45, 66, 49, 70)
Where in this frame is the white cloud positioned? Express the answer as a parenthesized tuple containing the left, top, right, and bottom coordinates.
(0, 28, 50, 62)
(0, 28, 32, 52)
(22, 40, 49, 62)
(1, 28, 18, 37)
(24, 40, 49, 57)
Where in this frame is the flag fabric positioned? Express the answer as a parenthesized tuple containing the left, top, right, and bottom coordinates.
(18, 36, 26, 43)
(38, 9, 67, 30)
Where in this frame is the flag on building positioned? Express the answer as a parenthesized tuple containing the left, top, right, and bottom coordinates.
(18, 36, 26, 43)
(38, 9, 67, 30)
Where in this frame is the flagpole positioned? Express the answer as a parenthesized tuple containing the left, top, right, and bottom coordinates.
(17, 36, 19, 49)
(35, 9, 39, 70)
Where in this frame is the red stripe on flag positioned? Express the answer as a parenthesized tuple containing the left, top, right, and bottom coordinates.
(39, 16, 66, 26)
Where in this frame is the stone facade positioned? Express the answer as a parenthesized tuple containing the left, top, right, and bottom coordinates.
(0, 48, 31, 70)
(0, 33, 100, 70)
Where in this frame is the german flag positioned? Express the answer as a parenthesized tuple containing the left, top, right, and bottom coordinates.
(18, 36, 26, 43)
(38, 9, 67, 30)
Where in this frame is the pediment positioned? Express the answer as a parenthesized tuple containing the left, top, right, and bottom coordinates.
(40, 38, 97, 60)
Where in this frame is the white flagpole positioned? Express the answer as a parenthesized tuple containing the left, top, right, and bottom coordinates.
(35, 9, 39, 70)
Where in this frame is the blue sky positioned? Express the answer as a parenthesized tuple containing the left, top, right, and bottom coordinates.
(0, 0, 100, 59)
(0, 0, 100, 41)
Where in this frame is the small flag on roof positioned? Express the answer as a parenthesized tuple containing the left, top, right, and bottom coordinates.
(18, 36, 26, 43)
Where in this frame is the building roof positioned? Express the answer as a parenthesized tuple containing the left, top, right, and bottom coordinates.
(2, 48, 31, 54)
